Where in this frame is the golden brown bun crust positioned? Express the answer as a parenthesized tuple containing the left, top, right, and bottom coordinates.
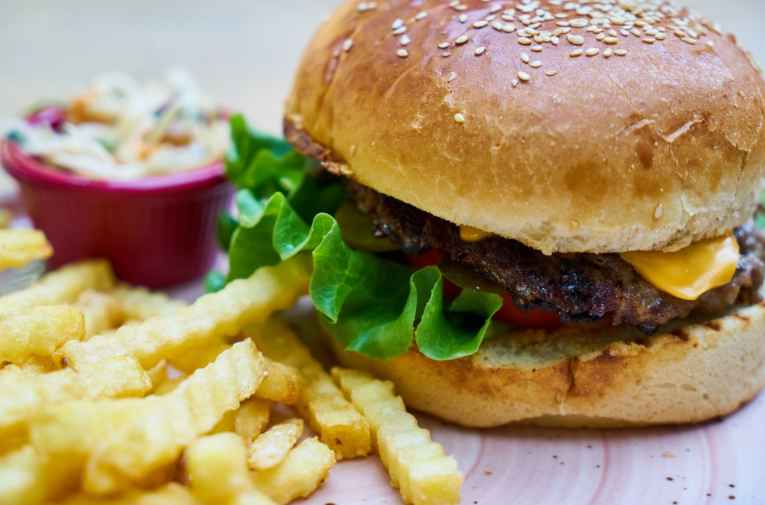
(285, 0, 765, 254)
(329, 301, 765, 428)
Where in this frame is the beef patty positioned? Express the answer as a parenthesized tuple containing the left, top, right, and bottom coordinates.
(348, 182, 765, 332)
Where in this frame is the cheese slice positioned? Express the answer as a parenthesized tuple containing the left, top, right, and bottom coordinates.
(621, 233, 740, 301)
(459, 226, 492, 242)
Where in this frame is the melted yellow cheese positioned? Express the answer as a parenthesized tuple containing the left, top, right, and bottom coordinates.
(459, 226, 492, 242)
(620, 233, 740, 301)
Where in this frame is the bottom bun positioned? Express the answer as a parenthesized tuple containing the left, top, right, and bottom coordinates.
(328, 301, 765, 428)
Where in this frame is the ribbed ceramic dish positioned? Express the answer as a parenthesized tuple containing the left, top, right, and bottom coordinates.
(1, 141, 233, 288)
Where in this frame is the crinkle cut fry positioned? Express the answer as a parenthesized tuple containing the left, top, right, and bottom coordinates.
(0, 355, 151, 441)
(58, 256, 310, 370)
(186, 432, 276, 505)
(0, 306, 84, 365)
(30, 341, 267, 496)
(250, 437, 335, 505)
(52, 483, 198, 504)
(0, 229, 52, 270)
(109, 285, 187, 321)
(0, 260, 115, 318)
(332, 368, 463, 505)
(246, 320, 371, 459)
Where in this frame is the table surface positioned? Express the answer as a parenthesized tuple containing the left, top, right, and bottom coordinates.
(2, 1, 764, 504)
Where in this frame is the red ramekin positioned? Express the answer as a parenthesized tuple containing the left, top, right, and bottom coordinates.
(1, 140, 233, 288)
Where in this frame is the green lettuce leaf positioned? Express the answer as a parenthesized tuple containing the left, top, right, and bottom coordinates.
(219, 115, 503, 361)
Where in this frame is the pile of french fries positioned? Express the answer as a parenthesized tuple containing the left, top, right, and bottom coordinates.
(0, 229, 463, 505)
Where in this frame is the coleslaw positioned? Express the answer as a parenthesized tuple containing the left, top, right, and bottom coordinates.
(2, 70, 229, 180)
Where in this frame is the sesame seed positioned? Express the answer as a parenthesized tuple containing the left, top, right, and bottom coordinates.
(518, 27, 535, 37)
(454, 113, 466, 123)
(517, 71, 531, 82)
(521, 52, 530, 63)
(342, 38, 354, 52)
(356, 2, 377, 13)
(441, 51, 452, 57)
(545, 69, 558, 76)
(396, 48, 409, 58)
(511, 79, 520, 88)
(530, 60, 542, 68)
(447, 71, 457, 82)
(360, 0, 702, 69)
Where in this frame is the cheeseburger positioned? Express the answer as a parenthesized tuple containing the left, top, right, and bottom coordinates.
(224, 0, 765, 427)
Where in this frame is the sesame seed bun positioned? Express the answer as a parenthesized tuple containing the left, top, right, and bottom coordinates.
(285, 0, 765, 254)
(328, 300, 765, 427)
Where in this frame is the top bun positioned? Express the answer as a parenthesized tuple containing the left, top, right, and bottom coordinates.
(285, 0, 765, 254)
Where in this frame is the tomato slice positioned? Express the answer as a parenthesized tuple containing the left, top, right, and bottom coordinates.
(407, 249, 445, 269)
(496, 294, 562, 330)
(407, 249, 561, 330)
(407, 250, 460, 297)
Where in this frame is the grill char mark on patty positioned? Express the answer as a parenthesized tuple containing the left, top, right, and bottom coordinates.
(347, 181, 765, 333)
